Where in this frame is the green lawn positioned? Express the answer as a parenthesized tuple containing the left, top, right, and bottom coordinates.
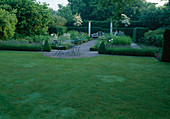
(0, 51, 170, 119)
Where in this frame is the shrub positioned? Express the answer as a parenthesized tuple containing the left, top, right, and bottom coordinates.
(43, 40, 51, 52)
(143, 29, 164, 47)
(133, 27, 149, 43)
(106, 47, 156, 57)
(69, 30, 79, 40)
(111, 36, 132, 45)
(24, 36, 33, 43)
(48, 26, 67, 36)
(98, 41, 106, 54)
(161, 28, 170, 62)
(90, 45, 98, 51)
(33, 35, 49, 43)
(67, 27, 110, 33)
(0, 43, 42, 51)
(113, 28, 133, 37)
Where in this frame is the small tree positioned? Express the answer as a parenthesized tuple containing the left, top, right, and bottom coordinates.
(98, 41, 106, 54)
(161, 28, 170, 62)
(73, 13, 83, 26)
(43, 39, 51, 52)
(121, 14, 130, 27)
(0, 8, 17, 40)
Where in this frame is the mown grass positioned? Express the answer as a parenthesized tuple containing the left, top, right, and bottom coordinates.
(0, 51, 170, 119)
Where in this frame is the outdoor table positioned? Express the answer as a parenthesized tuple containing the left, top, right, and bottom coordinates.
(55, 46, 65, 55)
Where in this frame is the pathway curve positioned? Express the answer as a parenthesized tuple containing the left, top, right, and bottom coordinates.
(44, 40, 99, 59)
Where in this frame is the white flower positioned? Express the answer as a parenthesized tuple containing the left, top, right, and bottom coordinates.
(73, 13, 83, 26)
(121, 14, 130, 27)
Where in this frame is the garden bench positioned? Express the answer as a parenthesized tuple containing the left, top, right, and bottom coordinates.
(91, 31, 104, 38)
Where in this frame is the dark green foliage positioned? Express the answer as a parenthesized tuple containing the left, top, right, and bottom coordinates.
(113, 28, 134, 37)
(98, 41, 106, 54)
(48, 26, 67, 36)
(33, 35, 49, 43)
(43, 40, 51, 52)
(143, 29, 165, 47)
(67, 20, 144, 29)
(133, 27, 149, 43)
(0, 0, 52, 37)
(24, 36, 33, 43)
(106, 47, 156, 57)
(139, 3, 170, 30)
(68, 27, 109, 33)
(0, 43, 42, 51)
(90, 45, 98, 51)
(162, 28, 170, 62)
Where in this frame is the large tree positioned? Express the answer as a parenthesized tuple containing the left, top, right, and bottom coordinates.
(0, 5, 17, 40)
(68, 0, 136, 21)
(0, 0, 52, 37)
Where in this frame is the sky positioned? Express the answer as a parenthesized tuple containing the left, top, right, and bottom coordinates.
(37, 0, 168, 11)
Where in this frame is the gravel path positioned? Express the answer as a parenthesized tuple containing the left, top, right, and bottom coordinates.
(131, 43, 141, 49)
(44, 40, 99, 59)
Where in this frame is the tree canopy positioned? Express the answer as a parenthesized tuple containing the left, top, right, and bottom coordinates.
(0, 5, 17, 40)
(0, 0, 52, 37)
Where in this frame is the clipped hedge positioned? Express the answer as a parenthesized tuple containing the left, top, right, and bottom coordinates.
(48, 26, 67, 36)
(0, 43, 42, 51)
(67, 20, 144, 29)
(106, 47, 156, 57)
(162, 28, 170, 62)
(98, 41, 106, 54)
(113, 28, 133, 37)
(133, 27, 149, 43)
(43, 40, 51, 52)
(90, 45, 98, 51)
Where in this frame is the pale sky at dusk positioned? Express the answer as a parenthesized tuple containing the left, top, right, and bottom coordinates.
(37, 0, 168, 11)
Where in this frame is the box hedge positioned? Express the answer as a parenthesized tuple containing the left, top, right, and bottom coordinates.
(48, 26, 67, 36)
(0, 43, 42, 51)
(43, 40, 51, 52)
(133, 27, 149, 43)
(106, 47, 156, 57)
(113, 28, 133, 37)
(161, 28, 170, 62)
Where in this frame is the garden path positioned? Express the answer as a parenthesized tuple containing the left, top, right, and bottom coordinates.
(131, 43, 141, 49)
(44, 40, 99, 59)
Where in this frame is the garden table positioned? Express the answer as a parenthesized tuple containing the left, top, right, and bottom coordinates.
(55, 46, 65, 55)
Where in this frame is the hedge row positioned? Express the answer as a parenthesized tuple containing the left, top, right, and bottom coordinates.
(68, 27, 149, 39)
(66, 20, 144, 28)
(113, 28, 133, 37)
(48, 26, 67, 36)
(90, 45, 155, 57)
(133, 27, 149, 43)
(106, 47, 156, 57)
(67, 27, 110, 33)
(0, 43, 42, 51)
(162, 28, 170, 62)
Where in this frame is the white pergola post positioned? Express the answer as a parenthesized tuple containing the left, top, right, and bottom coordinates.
(88, 21, 91, 37)
(110, 22, 113, 35)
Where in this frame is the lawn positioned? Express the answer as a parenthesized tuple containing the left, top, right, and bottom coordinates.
(0, 51, 170, 119)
